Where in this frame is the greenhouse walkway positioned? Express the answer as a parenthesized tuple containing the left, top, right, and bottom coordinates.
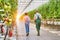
(16, 21, 60, 40)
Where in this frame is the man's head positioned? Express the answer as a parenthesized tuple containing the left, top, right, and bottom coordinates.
(35, 10, 39, 14)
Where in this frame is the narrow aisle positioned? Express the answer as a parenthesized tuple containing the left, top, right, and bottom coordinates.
(17, 21, 26, 36)
(16, 21, 60, 40)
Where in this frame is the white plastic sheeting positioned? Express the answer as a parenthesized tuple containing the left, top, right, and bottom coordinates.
(18, 0, 49, 14)
(24, 0, 49, 13)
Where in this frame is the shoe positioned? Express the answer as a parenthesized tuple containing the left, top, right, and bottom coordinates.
(37, 34, 40, 36)
(26, 33, 29, 36)
(37, 30, 40, 36)
(37, 32, 40, 36)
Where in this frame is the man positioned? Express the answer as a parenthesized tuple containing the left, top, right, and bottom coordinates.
(34, 11, 42, 36)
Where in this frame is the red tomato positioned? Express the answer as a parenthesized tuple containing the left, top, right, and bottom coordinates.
(9, 30, 13, 37)
(1, 27, 4, 33)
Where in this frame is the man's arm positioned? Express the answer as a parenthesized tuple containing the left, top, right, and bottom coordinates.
(34, 14, 36, 20)
(39, 13, 42, 20)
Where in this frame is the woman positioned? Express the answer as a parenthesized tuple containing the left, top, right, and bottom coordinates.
(24, 13, 30, 36)
(34, 11, 42, 36)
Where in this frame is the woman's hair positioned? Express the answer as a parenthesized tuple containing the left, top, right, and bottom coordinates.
(25, 12, 28, 15)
